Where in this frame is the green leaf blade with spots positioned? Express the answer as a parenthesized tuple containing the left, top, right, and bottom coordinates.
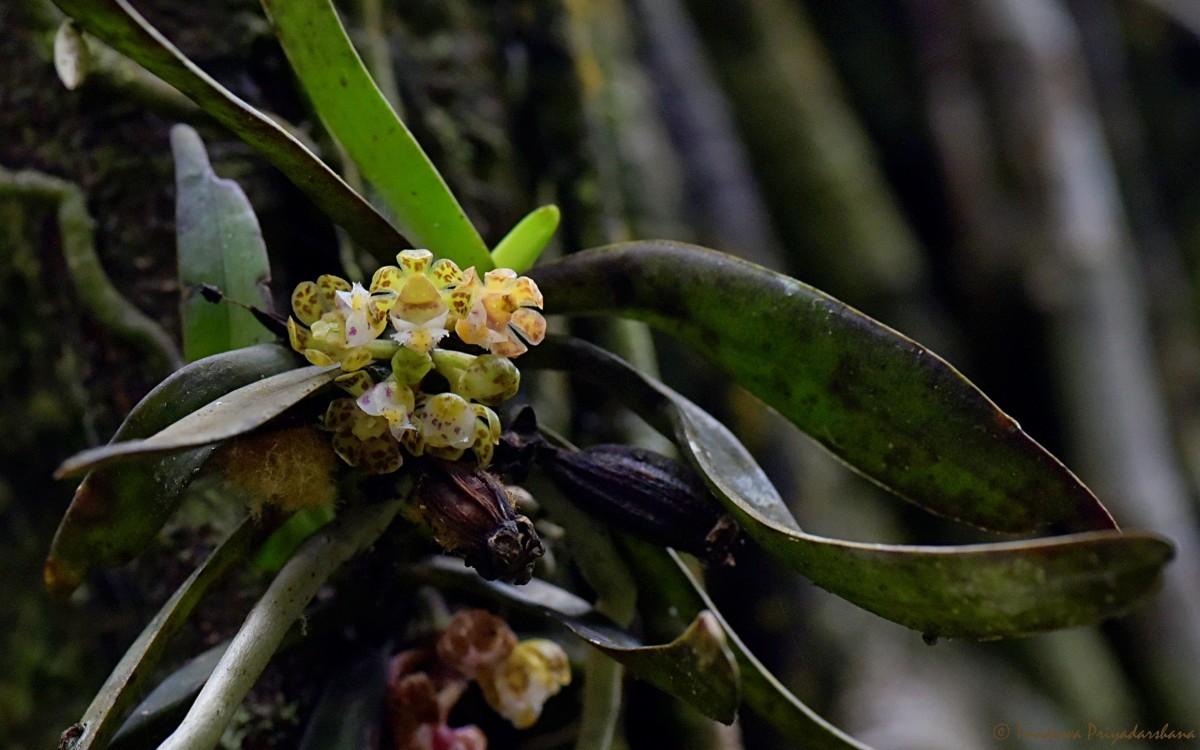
(528, 242, 1116, 535)
(523, 337, 1173, 640)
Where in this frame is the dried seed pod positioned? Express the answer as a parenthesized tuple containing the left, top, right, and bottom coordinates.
(413, 459, 544, 584)
(538, 444, 739, 565)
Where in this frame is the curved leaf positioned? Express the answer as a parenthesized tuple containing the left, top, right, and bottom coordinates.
(259, 0, 491, 270)
(70, 515, 269, 750)
(49, 0, 406, 263)
(625, 541, 874, 750)
(524, 337, 1174, 639)
(491, 204, 561, 272)
(527, 242, 1116, 534)
(172, 124, 274, 361)
(157, 498, 404, 750)
(45, 344, 300, 595)
(409, 557, 740, 725)
(56, 363, 336, 478)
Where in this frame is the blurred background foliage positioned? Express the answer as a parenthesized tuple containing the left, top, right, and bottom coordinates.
(2, 0, 1199, 747)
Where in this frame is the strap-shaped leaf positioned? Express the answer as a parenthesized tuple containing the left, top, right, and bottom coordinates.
(157, 499, 403, 750)
(409, 557, 741, 725)
(172, 124, 274, 361)
(68, 515, 269, 750)
(109, 646, 227, 750)
(491, 205, 561, 272)
(49, 0, 406, 263)
(56, 363, 337, 478)
(625, 541, 874, 750)
(46, 344, 300, 595)
(524, 337, 1174, 639)
(259, 0, 491, 270)
(527, 243, 1116, 534)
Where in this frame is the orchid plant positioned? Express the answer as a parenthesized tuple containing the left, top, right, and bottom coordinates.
(44, 2, 1174, 750)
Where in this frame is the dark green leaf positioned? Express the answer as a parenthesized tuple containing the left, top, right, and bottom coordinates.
(259, 0, 491, 269)
(49, 0, 407, 263)
(172, 124, 274, 361)
(625, 540, 874, 750)
(524, 337, 1174, 639)
(297, 645, 389, 750)
(46, 344, 300, 595)
(527, 243, 1115, 534)
(56, 363, 336, 478)
(109, 645, 227, 750)
(409, 557, 740, 724)
(71, 516, 269, 750)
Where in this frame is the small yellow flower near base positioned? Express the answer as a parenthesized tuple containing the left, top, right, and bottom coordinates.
(323, 398, 403, 474)
(478, 639, 571, 729)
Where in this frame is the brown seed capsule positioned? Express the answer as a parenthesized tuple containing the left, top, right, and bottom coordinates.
(538, 444, 739, 565)
(413, 459, 544, 584)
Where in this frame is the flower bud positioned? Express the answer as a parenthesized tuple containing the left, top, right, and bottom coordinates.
(538, 444, 739, 566)
(455, 354, 520, 406)
(414, 459, 544, 584)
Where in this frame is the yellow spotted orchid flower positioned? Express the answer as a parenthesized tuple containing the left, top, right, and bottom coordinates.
(323, 398, 403, 475)
(451, 268, 547, 358)
(356, 379, 417, 441)
(288, 274, 395, 371)
(373, 249, 463, 355)
(478, 639, 571, 729)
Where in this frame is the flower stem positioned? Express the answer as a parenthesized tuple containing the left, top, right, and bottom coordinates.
(156, 498, 402, 750)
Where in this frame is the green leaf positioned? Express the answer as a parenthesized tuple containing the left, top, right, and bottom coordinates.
(409, 557, 741, 724)
(491, 204, 561, 272)
(524, 337, 1175, 639)
(68, 516, 269, 750)
(157, 499, 404, 750)
(527, 242, 1116, 534)
(109, 645, 227, 750)
(259, 0, 492, 270)
(625, 541, 874, 750)
(172, 124, 274, 361)
(45, 344, 300, 596)
(297, 645, 390, 750)
(49, 0, 407, 264)
(56, 363, 336, 478)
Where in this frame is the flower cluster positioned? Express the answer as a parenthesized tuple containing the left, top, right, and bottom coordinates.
(287, 250, 546, 474)
(386, 608, 571, 750)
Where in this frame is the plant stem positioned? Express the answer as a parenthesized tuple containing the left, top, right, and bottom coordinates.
(0, 166, 184, 371)
(72, 514, 270, 750)
(156, 498, 402, 750)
